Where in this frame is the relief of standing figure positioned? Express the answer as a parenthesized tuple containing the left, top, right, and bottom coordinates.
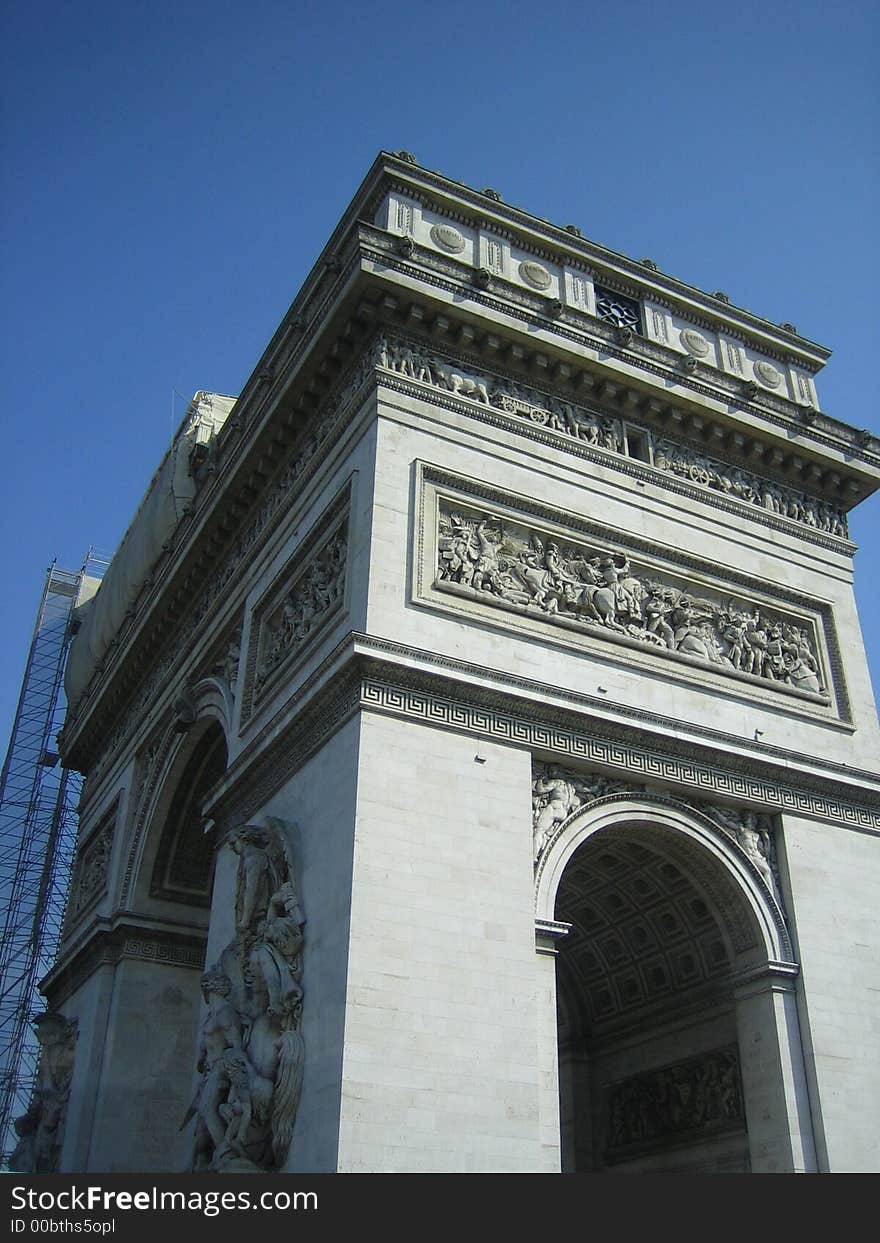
(182, 819, 306, 1172)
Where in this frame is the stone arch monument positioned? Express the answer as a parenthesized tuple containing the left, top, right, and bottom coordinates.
(27, 153, 879, 1173)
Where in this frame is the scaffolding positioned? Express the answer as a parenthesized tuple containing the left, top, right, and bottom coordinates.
(0, 550, 109, 1166)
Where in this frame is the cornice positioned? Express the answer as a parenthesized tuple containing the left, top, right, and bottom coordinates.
(41, 915, 207, 1008)
(201, 632, 880, 835)
(357, 226, 879, 488)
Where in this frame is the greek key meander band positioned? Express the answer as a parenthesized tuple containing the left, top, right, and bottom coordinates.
(358, 678, 880, 832)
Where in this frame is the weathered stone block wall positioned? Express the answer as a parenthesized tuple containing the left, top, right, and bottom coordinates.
(85, 958, 204, 1172)
(779, 813, 880, 1172)
(337, 712, 545, 1171)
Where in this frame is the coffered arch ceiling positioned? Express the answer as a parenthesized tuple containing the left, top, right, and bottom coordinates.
(555, 821, 764, 1038)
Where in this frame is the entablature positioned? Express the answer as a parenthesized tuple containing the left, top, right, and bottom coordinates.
(353, 217, 879, 507)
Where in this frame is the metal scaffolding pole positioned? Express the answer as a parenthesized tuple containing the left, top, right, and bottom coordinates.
(0, 551, 108, 1166)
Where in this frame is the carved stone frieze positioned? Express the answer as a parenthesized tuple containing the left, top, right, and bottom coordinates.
(68, 807, 117, 922)
(256, 534, 346, 691)
(9, 1013, 78, 1173)
(604, 1047, 743, 1160)
(435, 500, 826, 701)
(652, 439, 847, 535)
(378, 334, 849, 538)
(241, 488, 350, 725)
(183, 818, 304, 1173)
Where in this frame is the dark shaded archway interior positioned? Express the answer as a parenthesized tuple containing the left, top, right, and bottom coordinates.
(555, 821, 761, 1173)
(150, 723, 227, 907)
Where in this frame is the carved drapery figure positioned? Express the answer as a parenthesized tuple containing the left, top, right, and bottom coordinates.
(213, 627, 242, 693)
(183, 818, 305, 1173)
(703, 805, 781, 903)
(532, 765, 634, 860)
(437, 505, 825, 697)
(9, 1012, 78, 1173)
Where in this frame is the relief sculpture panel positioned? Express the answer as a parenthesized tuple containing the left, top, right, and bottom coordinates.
(432, 497, 827, 705)
(240, 486, 350, 726)
(604, 1047, 744, 1163)
(530, 761, 783, 909)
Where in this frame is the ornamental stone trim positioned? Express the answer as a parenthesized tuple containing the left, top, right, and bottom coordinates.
(360, 228, 876, 468)
(429, 223, 466, 253)
(120, 714, 182, 906)
(352, 662, 880, 833)
(67, 800, 119, 926)
(162, 635, 880, 851)
(43, 921, 208, 1010)
(518, 260, 553, 290)
(374, 163, 829, 373)
(754, 360, 783, 389)
(416, 464, 848, 722)
(377, 334, 849, 541)
(681, 328, 711, 357)
(531, 763, 787, 927)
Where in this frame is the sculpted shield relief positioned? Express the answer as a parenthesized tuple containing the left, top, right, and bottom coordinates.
(182, 818, 304, 1173)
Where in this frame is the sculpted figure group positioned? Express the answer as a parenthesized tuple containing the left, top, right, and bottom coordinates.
(531, 766, 632, 860)
(606, 1050, 742, 1154)
(257, 532, 347, 690)
(530, 763, 783, 907)
(379, 336, 848, 538)
(183, 819, 305, 1173)
(438, 508, 824, 698)
(9, 1012, 78, 1173)
(653, 440, 848, 537)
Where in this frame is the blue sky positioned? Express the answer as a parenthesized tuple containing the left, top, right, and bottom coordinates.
(1, 0, 878, 751)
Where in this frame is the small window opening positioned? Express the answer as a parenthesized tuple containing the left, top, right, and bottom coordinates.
(624, 425, 652, 464)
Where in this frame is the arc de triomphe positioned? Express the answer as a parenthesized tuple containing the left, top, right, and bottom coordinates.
(23, 152, 879, 1174)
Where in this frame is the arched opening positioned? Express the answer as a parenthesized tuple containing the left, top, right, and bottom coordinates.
(541, 799, 812, 1174)
(86, 718, 230, 1172)
(149, 723, 227, 907)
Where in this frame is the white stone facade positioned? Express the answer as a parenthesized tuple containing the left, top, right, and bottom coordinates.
(20, 153, 878, 1175)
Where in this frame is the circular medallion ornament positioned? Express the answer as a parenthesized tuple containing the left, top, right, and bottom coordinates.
(429, 223, 466, 254)
(680, 329, 710, 358)
(754, 360, 782, 389)
(519, 260, 553, 290)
